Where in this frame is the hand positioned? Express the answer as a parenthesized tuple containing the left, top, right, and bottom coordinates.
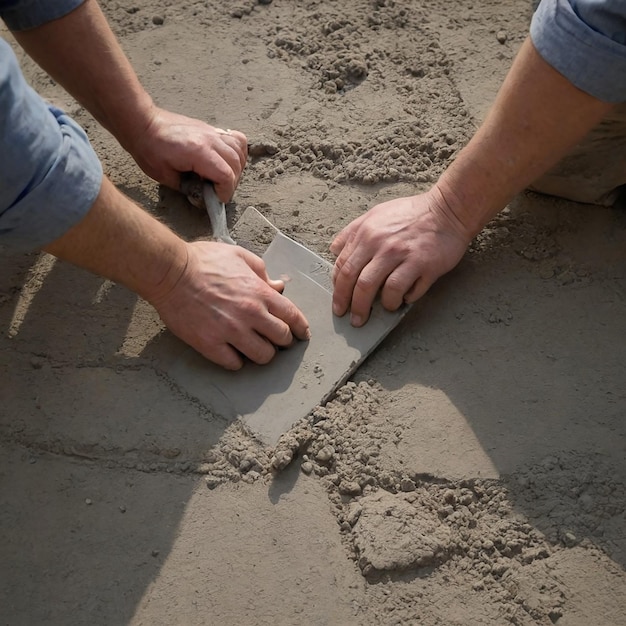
(330, 188, 472, 327)
(127, 107, 248, 202)
(151, 241, 311, 370)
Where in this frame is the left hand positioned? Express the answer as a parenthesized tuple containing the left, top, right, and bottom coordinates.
(330, 188, 472, 327)
(126, 107, 248, 202)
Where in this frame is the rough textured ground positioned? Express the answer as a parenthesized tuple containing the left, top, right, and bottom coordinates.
(1, 1, 626, 625)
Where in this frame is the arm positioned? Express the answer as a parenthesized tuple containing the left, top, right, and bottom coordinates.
(11, 0, 246, 200)
(437, 37, 612, 237)
(331, 37, 613, 326)
(45, 177, 310, 370)
(1, 36, 307, 368)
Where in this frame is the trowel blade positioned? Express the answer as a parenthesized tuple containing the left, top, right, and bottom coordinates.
(163, 207, 410, 444)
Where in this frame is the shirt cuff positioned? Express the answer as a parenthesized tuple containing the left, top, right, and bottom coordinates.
(0, 40, 102, 253)
(531, 0, 626, 103)
(0, 0, 86, 31)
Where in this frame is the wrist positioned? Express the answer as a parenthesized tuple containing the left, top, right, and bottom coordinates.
(136, 234, 190, 307)
(45, 177, 191, 307)
(429, 175, 490, 243)
(112, 94, 158, 155)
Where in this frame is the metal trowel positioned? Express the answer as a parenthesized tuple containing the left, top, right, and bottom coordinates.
(161, 204, 411, 444)
(180, 171, 236, 244)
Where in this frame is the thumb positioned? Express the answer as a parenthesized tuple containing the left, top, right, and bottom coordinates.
(268, 278, 285, 293)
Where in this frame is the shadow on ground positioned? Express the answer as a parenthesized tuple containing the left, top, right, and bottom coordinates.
(0, 245, 233, 623)
(354, 193, 626, 570)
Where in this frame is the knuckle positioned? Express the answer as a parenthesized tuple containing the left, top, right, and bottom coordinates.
(268, 302, 299, 339)
(355, 273, 378, 293)
(240, 296, 264, 316)
(253, 344, 276, 365)
(189, 134, 206, 155)
(381, 288, 403, 311)
(281, 299, 300, 320)
(331, 260, 341, 281)
(355, 226, 379, 246)
(338, 259, 359, 282)
(221, 319, 240, 339)
(386, 240, 411, 258)
(384, 273, 408, 294)
(211, 166, 231, 186)
(232, 129, 247, 144)
(275, 328, 294, 347)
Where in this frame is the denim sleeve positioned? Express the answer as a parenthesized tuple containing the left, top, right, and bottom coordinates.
(0, 38, 102, 253)
(531, 0, 626, 102)
(0, 0, 85, 30)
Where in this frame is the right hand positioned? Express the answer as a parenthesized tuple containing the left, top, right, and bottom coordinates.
(152, 241, 310, 369)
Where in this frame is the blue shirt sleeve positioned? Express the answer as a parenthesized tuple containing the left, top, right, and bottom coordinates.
(531, 0, 626, 102)
(0, 0, 85, 30)
(0, 38, 102, 253)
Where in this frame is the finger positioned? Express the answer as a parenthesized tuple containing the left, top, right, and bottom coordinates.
(210, 147, 243, 202)
(196, 341, 245, 371)
(331, 243, 374, 318)
(266, 292, 311, 341)
(195, 139, 245, 202)
(232, 331, 277, 365)
(332, 222, 368, 285)
(193, 150, 237, 201)
(236, 247, 310, 341)
(380, 263, 422, 311)
(216, 131, 248, 179)
(331, 229, 355, 284)
(403, 275, 432, 304)
(237, 250, 307, 337)
(213, 133, 248, 182)
(240, 248, 285, 293)
(348, 257, 399, 326)
(268, 278, 285, 293)
(213, 128, 248, 170)
(237, 247, 275, 284)
(223, 130, 248, 171)
(254, 309, 294, 348)
(329, 214, 366, 257)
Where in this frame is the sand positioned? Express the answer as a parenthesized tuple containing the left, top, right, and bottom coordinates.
(1, 1, 625, 624)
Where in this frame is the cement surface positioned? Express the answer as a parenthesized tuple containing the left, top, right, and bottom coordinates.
(2, 2, 625, 624)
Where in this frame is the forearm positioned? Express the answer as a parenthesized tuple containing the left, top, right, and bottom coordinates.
(436, 37, 614, 238)
(44, 177, 187, 303)
(12, 0, 155, 152)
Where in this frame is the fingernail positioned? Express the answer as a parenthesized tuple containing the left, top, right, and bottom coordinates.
(332, 302, 342, 316)
(304, 328, 311, 340)
(351, 314, 362, 327)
